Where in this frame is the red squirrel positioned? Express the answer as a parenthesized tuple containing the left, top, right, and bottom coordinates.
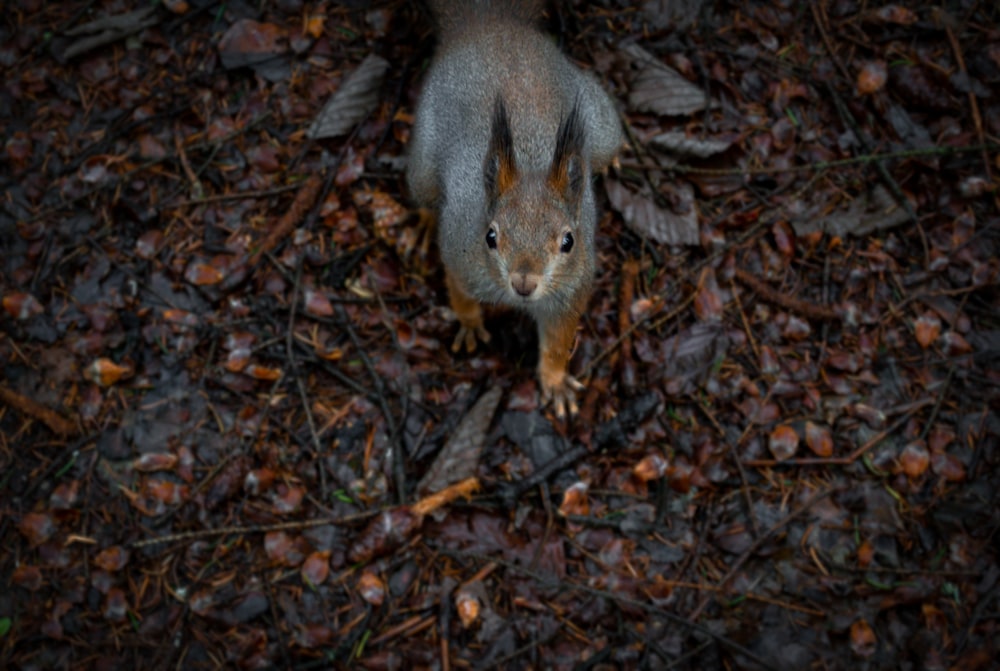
(407, 0, 622, 416)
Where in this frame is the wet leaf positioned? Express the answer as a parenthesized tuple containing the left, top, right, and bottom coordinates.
(857, 60, 888, 95)
(103, 588, 128, 622)
(805, 421, 833, 457)
(308, 54, 390, 139)
(418, 387, 502, 495)
(93, 546, 129, 572)
(303, 288, 334, 318)
(183, 261, 224, 286)
(899, 442, 930, 478)
(18, 513, 56, 547)
(349, 508, 422, 564)
(12, 564, 43, 591)
(857, 540, 874, 567)
(218, 19, 286, 70)
(3, 292, 44, 320)
(558, 482, 590, 518)
(714, 523, 753, 555)
(271, 484, 304, 514)
(914, 313, 941, 348)
(133, 453, 178, 473)
(850, 618, 877, 657)
(930, 452, 966, 482)
(301, 551, 330, 588)
(633, 454, 668, 482)
(244, 363, 283, 381)
(649, 131, 731, 158)
(244, 468, 276, 496)
(622, 44, 714, 115)
(606, 178, 700, 246)
(294, 624, 334, 649)
(455, 585, 482, 628)
(768, 424, 799, 461)
(693, 267, 724, 322)
(358, 570, 386, 606)
(49, 481, 80, 510)
(264, 532, 295, 564)
(874, 5, 918, 24)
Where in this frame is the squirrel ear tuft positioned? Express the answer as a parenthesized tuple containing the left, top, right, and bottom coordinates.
(548, 103, 585, 206)
(484, 97, 518, 201)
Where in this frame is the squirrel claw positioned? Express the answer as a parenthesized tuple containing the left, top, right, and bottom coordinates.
(451, 323, 491, 353)
(540, 374, 584, 418)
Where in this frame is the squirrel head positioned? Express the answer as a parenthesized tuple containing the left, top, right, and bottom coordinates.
(481, 98, 592, 306)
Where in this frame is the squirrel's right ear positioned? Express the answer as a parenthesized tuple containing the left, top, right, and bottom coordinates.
(484, 98, 518, 202)
(548, 103, 585, 209)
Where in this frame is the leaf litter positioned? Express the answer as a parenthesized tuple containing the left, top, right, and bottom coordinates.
(1, 1, 999, 670)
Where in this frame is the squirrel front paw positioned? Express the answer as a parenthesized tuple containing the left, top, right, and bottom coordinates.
(451, 321, 491, 353)
(539, 370, 585, 418)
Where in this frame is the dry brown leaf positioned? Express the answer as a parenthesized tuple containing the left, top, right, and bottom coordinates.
(308, 54, 390, 139)
(417, 387, 502, 495)
(768, 424, 799, 461)
(606, 178, 700, 246)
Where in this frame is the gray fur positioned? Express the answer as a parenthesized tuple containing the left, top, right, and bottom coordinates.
(407, 1, 622, 320)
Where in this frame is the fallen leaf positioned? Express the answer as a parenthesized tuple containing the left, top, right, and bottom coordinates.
(622, 44, 714, 115)
(899, 442, 930, 478)
(914, 314, 941, 348)
(308, 54, 390, 139)
(850, 618, 877, 657)
(358, 571, 386, 606)
(768, 424, 799, 461)
(805, 421, 833, 457)
(607, 177, 699, 246)
(857, 60, 888, 95)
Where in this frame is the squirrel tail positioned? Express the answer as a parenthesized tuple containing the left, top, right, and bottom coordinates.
(427, 0, 544, 35)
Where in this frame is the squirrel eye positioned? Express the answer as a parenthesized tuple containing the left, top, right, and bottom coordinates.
(559, 232, 574, 253)
(486, 227, 498, 249)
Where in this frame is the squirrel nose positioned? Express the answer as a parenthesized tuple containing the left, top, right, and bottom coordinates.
(510, 273, 538, 297)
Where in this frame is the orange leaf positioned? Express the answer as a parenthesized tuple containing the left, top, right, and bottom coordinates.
(304, 14, 325, 38)
(85, 358, 133, 387)
(633, 454, 668, 482)
(244, 363, 282, 381)
(455, 587, 482, 628)
(93, 546, 130, 572)
(3, 292, 44, 320)
(856, 60, 887, 95)
(183, 261, 224, 286)
(558, 482, 590, 518)
(913, 314, 940, 348)
(899, 442, 929, 478)
(850, 619, 877, 657)
(805, 421, 833, 457)
(301, 551, 331, 587)
(358, 571, 386, 606)
(768, 424, 799, 461)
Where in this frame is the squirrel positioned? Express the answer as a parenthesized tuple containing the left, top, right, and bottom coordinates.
(406, 0, 622, 417)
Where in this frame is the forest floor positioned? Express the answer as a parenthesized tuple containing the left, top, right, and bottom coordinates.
(1, 1, 999, 669)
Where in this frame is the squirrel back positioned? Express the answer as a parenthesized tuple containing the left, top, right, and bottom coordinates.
(426, 0, 545, 39)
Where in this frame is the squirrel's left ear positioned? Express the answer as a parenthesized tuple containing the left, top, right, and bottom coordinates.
(484, 97, 518, 203)
(548, 103, 585, 207)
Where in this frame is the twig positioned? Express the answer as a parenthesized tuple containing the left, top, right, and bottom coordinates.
(440, 548, 781, 671)
(0, 386, 78, 436)
(656, 144, 997, 177)
(687, 485, 839, 621)
(131, 509, 383, 549)
(249, 173, 324, 266)
(286, 257, 328, 496)
(939, 9, 993, 182)
(734, 267, 841, 322)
